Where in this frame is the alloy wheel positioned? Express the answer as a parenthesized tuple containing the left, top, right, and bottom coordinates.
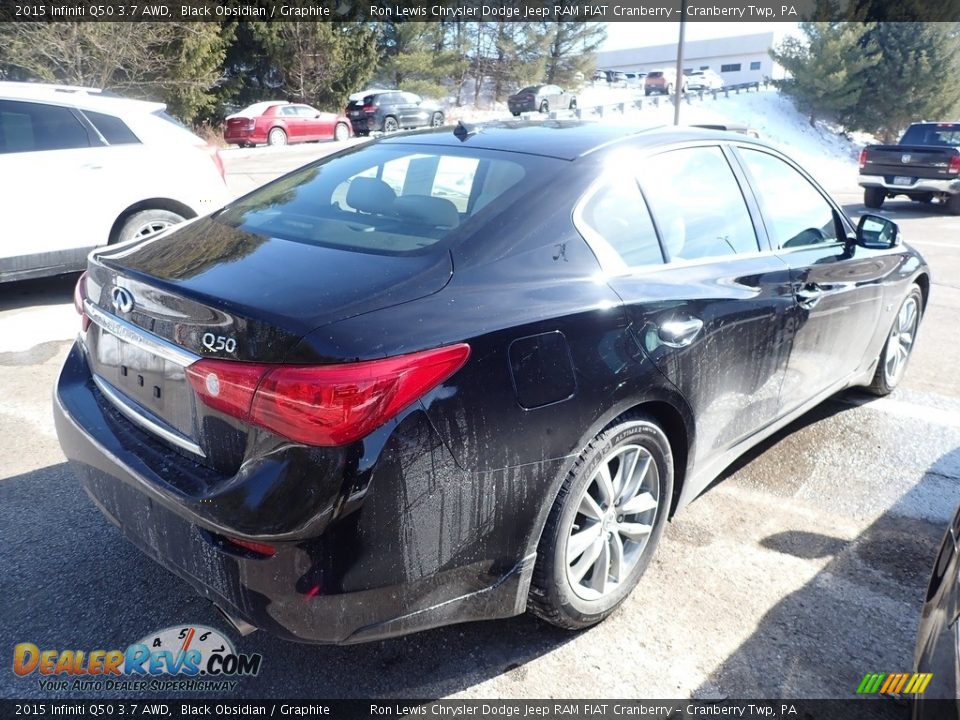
(131, 219, 174, 240)
(884, 296, 919, 386)
(564, 444, 660, 601)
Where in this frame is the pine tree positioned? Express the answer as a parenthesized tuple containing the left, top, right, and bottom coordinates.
(771, 21, 879, 127)
(851, 23, 960, 142)
(543, 22, 606, 87)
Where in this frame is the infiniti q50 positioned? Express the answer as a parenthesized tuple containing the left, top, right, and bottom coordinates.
(54, 121, 928, 642)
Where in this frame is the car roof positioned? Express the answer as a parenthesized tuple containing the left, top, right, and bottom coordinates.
(378, 120, 762, 161)
(0, 81, 166, 115)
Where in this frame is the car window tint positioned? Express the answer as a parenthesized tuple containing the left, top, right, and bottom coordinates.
(402, 93, 421, 104)
(83, 110, 140, 145)
(737, 148, 839, 249)
(297, 106, 317, 117)
(578, 180, 664, 267)
(220, 145, 549, 255)
(640, 146, 758, 261)
(0, 100, 89, 154)
(279, 106, 298, 116)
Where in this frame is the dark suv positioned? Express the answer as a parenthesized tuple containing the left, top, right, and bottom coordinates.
(346, 91, 444, 135)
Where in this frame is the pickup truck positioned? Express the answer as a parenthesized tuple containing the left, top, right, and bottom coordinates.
(859, 122, 960, 215)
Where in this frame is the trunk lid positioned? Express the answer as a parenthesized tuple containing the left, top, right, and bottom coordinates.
(862, 144, 960, 178)
(82, 216, 453, 468)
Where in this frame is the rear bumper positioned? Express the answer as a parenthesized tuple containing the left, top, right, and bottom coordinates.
(53, 340, 535, 643)
(859, 174, 960, 194)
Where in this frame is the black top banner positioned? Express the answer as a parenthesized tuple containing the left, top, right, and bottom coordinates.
(1, 0, 959, 22)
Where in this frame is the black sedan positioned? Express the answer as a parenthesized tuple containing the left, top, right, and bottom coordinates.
(54, 121, 929, 643)
(508, 85, 577, 115)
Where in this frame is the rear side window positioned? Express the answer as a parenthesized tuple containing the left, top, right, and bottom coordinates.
(640, 146, 759, 261)
(577, 180, 664, 268)
(737, 148, 841, 249)
(83, 110, 140, 145)
(0, 100, 90, 154)
(216, 144, 553, 255)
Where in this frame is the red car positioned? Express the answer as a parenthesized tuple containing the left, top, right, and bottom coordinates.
(223, 101, 352, 148)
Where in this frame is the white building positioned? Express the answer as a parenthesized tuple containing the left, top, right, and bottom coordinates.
(595, 32, 782, 87)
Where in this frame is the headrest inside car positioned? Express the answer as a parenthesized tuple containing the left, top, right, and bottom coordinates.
(347, 177, 397, 215)
(393, 195, 460, 229)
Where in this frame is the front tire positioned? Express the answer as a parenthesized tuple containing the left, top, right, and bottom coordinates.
(383, 116, 399, 133)
(528, 415, 673, 630)
(867, 285, 923, 396)
(267, 127, 287, 146)
(864, 186, 886, 209)
(115, 209, 185, 245)
(431, 112, 444, 127)
(539, 101, 549, 114)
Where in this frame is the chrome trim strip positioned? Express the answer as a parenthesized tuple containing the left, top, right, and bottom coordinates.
(92, 375, 206, 458)
(84, 300, 199, 368)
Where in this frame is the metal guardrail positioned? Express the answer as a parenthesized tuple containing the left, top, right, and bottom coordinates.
(568, 81, 765, 120)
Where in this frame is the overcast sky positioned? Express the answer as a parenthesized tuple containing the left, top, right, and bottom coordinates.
(601, 22, 801, 51)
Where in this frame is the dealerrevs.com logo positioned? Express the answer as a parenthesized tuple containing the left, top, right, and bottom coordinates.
(13, 625, 262, 692)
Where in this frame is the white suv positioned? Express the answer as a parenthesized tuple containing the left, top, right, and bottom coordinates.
(0, 82, 231, 282)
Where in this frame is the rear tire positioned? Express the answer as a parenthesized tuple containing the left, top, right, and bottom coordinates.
(864, 187, 886, 209)
(946, 193, 960, 216)
(528, 414, 673, 630)
(867, 285, 923, 396)
(115, 209, 185, 245)
(431, 112, 444, 127)
(334, 122, 349, 141)
(267, 127, 287, 146)
(539, 101, 549, 114)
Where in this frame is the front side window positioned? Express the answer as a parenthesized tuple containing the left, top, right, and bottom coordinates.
(639, 146, 759, 261)
(737, 148, 841, 249)
(217, 144, 552, 255)
(0, 100, 90, 154)
(577, 180, 663, 268)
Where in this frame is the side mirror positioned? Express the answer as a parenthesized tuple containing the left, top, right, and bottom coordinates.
(856, 214, 900, 249)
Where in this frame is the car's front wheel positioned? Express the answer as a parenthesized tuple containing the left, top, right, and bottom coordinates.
(867, 285, 923, 396)
(539, 101, 549, 114)
(528, 414, 673, 629)
(946, 193, 960, 216)
(431, 112, 444, 127)
(864, 186, 886, 209)
(116, 209, 185, 245)
(383, 116, 399, 133)
(268, 127, 287, 146)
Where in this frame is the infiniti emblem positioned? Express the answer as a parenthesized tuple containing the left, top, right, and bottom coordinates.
(111, 286, 135, 314)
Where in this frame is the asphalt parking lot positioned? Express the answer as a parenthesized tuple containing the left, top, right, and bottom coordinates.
(1, 141, 958, 704)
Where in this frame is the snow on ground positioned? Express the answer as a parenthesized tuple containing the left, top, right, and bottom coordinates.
(448, 87, 862, 192)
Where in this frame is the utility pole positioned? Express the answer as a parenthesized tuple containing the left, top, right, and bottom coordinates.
(673, 0, 686, 125)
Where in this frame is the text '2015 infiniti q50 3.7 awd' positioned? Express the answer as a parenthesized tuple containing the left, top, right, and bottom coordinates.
(54, 122, 929, 643)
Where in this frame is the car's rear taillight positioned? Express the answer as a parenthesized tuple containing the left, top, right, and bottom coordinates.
(185, 344, 470, 446)
(949, 154, 960, 175)
(246, 118, 256, 131)
(362, 104, 376, 114)
(73, 271, 90, 332)
(858, 149, 867, 170)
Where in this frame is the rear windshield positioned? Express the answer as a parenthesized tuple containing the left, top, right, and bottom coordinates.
(215, 143, 560, 255)
(647, 72, 664, 78)
(900, 124, 960, 146)
(518, 86, 541, 94)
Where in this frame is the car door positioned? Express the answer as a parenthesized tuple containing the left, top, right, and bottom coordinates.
(399, 93, 426, 128)
(589, 145, 795, 482)
(278, 105, 303, 140)
(295, 105, 322, 140)
(732, 145, 896, 410)
(0, 99, 113, 266)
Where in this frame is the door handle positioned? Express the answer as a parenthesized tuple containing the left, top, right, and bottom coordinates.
(795, 284, 823, 309)
(658, 317, 703, 348)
